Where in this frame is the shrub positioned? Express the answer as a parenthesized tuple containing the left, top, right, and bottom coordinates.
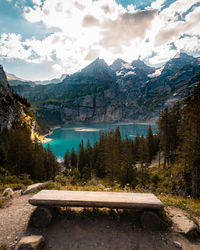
(70, 169, 81, 185)
(5, 175, 20, 184)
(55, 173, 69, 186)
(20, 174, 33, 186)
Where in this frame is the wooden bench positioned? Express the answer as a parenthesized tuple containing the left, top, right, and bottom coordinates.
(29, 190, 164, 228)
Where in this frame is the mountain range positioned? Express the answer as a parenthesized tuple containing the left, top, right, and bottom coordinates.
(8, 52, 200, 126)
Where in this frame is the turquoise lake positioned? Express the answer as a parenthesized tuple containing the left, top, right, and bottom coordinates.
(44, 123, 157, 160)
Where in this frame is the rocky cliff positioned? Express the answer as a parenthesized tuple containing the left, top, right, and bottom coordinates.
(10, 53, 200, 126)
(0, 65, 23, 130)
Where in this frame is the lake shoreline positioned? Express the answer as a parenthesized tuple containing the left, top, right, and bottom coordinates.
(41, 126, 61, 144)
(41, 122, 158, 158)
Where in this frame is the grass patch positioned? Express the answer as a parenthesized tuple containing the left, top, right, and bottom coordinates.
(159, 194, 200, 217)
(33, 180, 123, 194)
(33, 181, 60, 193)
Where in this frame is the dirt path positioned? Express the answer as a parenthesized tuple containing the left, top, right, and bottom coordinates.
(41, 215, 200, 250)
(0, 193, 34, 248)
(0, 194, 200, 250)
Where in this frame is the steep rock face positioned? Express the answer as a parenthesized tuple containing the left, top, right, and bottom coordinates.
(11, 53, 200, 125)
(110, 58, 128, 72)
(0, 65, 22, 130)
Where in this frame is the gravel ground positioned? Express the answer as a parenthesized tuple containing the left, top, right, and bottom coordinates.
(0, 192, 34, 249)
(0, 193, 200, 250)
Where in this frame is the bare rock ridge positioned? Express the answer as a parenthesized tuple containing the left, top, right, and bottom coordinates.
(9, 53, 200, 125)
(0, 65, 23, 130)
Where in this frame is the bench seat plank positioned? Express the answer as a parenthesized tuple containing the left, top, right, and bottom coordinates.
(29, 190, 164, 210)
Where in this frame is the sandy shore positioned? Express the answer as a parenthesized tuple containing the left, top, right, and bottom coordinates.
(41, 138, 53, 144)
(41, 126, 61, 144)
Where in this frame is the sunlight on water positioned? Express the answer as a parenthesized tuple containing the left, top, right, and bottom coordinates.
(74, 128, 101, 132)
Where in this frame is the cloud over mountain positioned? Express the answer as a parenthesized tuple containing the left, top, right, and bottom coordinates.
(0, 0, 199, 80)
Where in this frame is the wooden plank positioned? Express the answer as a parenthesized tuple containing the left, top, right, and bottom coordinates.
(29, 190, 164, 210)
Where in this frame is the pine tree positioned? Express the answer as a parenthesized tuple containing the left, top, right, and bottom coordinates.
(91, 133, 106, 178)
(78, 140, 86, 175)
(64, 149, 70, 169)
(119, 138, 137, 187)
(32, 140, 46, 181)
(158, 109, 170, 168)
(177, 81, 200, 197)
(45, 145, 59, 180)
(133, 133, 140, 162)
(70, 147, 77, 170)
(146, 126, 155, 165)
(138, 135, 148, 186)
(0, 144, 7, 166)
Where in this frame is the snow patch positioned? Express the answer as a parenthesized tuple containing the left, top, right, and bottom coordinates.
(148, 66, 164, 78)
(124, 71, 136, 77)
(122, 63, 135, 71)
(116, 71, 124, 76)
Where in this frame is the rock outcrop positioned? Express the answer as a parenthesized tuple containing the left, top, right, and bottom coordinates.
(3, 188, 14, 198)
(167, 207, 199, 236)
(0, 65, 22, 130)
(23, 183, 43, 195)
(16, 235, 45, 250)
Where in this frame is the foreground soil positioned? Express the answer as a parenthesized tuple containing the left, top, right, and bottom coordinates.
(0, 192, 34, 249)
(0, 193, 200, 250)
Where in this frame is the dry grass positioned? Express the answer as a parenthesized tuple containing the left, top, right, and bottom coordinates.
(159, 194, 200, 217)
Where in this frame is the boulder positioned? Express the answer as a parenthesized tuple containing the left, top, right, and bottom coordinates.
(140, 211, 161, 230)
(167, 207, 199, 236)
(16, 235, 45, 250)
(3, 188, 14, 197)
(30, 206, 53, 228)
(173, 241, 182, 249)
(23, 183, 43, 195)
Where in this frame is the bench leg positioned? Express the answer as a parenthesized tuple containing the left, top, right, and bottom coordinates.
(140, 211, 161, 230)
(31, 206, 53, 228)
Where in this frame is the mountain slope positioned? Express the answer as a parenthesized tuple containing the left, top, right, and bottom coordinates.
(0, 65, 40, 136)
(0, 65, 23, 130)
(10, 53, 200, 125)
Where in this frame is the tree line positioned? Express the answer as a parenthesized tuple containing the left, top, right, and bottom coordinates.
(0, 124, 59, 182)
(63, 126, 159, 188)
(158, 76, 200, 198)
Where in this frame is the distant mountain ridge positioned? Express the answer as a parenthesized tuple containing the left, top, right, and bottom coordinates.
(10, 52, 200, 126)
(6, 71, 68, 86)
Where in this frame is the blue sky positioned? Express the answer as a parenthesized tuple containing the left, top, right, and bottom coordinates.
(0, 0, 199, 80)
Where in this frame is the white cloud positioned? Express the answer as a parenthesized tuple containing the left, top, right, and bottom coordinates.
(155, 5, 200, 46)
(160, 0, 200, 20)
(0, 0, 200, 79)
(0, 33, 31, 60)
(174, 36, 200, 52)
(32, 0, 42, 6)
